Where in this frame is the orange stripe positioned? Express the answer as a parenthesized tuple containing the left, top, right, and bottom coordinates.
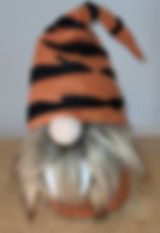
(116, 28, 145, 59)
(33, 40, 61, 66)
(67, 5, 91, 24)
(41, 28, 98, 44)
(99, 7, 117, 31)
(28, 73, 121, 103)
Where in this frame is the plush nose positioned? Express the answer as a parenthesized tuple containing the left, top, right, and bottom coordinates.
(48, 116, 83, 146)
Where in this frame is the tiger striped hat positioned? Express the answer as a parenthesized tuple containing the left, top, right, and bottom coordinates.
(27, 1, 144, 130)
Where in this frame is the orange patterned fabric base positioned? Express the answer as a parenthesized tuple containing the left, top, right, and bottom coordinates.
(49, 169, 129, 218)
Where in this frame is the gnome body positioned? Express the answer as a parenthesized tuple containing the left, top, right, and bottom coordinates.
(16, 2, 144, 217)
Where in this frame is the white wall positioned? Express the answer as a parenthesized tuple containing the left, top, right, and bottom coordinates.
(0, 0, 159, 136)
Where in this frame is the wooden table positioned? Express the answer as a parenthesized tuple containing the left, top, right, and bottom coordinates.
(0, 137, 160, 233)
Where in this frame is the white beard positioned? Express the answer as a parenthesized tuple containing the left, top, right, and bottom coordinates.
(16, 117, 144, 215)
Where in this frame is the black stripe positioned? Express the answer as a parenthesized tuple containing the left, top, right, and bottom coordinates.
(86, 2, 99, 21)
(27, 96, 124, 120)
(43, 40, 107, 57)
(101, 67, 116, 79)
(45, 16, 86, 33)
(30, 58, 91, 84)
(110, 17, 124, 36)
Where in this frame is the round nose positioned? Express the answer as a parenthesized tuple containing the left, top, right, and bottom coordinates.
(48, 116, 83, 146)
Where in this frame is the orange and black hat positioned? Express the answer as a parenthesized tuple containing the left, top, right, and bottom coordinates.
(27, 1, 144, 130)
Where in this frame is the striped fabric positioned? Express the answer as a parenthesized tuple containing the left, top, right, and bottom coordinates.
(27, 1, 144, 130)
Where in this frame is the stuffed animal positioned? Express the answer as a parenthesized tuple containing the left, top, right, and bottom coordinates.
(16, 1, 144, 218)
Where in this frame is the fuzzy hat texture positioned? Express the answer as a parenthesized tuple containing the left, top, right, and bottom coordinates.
(27, 1, 144, 130)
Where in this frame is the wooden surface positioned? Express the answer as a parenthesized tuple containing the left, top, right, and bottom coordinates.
(0, 137, 160, 233)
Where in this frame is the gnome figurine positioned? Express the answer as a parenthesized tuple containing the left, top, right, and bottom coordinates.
(16, 2, 144, 218)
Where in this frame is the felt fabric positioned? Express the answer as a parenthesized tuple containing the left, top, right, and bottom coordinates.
(27, 1, 144, 130)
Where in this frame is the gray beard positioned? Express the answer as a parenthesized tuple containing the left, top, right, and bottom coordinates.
(15, 124, 143, 215)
